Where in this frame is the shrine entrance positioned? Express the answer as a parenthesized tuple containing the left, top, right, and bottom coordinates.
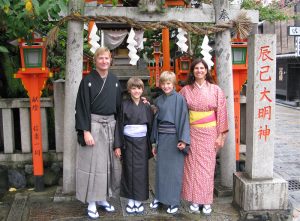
(53, 0, 259, 197)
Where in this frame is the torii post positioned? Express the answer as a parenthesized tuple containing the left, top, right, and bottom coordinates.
(62, 0, 84, 193)
(213, 0, 236, 189)
(62, 1, 259, 193)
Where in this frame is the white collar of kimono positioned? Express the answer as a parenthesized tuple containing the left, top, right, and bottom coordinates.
(195, 81, 206, 90)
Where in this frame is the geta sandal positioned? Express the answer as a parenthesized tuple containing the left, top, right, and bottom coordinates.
(87, 209, 99, 219)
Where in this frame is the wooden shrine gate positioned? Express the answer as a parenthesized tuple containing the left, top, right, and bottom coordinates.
(60, 0, 259, 193)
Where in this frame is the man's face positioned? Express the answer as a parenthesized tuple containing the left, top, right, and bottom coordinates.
(95, 52, 111, 72)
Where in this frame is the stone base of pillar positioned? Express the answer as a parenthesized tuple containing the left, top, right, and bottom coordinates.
(233, 172, 288, 211)
(53, 186, 76, 202)
(214, 183, 232, 197)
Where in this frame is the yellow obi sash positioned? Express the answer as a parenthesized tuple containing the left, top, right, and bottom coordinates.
(189, 110, 216, 128)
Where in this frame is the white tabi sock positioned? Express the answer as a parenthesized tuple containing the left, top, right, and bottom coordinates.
(153, 199, 159, 204)
(96, 200, 109, 207)
(134, 200, 141, 207)
(128, 199, 134, 207)
(88, 201, 97, 212)
(192, 203, 199, 208)
(190, 203, 200, 212)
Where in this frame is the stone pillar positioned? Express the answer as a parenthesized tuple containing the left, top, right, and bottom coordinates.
(296, 2, 300, 26)
(0, 109, 3, 149)
(246, 35, 276, 178)
(41, 108, 48, 152)
(233, 34, 288, 211)
(53, 80, 65, 153)
(19, 108, 31, 153)
(214, 0, 236, 188)
(63, 0, 84, 193)
(2, 109, 15, 153)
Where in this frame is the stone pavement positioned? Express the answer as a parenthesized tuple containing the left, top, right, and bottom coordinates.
(274, 104, 300, 221)
(0, 167, 241, 221)
(0, 103, 299, 221)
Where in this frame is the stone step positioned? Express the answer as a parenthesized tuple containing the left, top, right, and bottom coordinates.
(7, 193, 28, 221)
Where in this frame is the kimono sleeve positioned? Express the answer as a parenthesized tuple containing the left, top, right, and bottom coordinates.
(216, 86, 229, 135)
(150, 99, 158, 145)
(114, 100, 124, 149)
(113, 80, 123, 149)
(145, 103, 154, 158)
(176, 94, 190, 145)
(146, 103, 154, 134)
(75, 78, 91, 132)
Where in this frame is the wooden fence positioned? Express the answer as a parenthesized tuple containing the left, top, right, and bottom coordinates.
(0, 80, 65, 163)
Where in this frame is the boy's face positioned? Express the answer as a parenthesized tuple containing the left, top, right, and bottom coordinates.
(129, 86, 143, 100)
(160, 80, 174, 95)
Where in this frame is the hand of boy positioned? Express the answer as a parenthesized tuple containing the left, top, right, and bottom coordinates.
(141, 96, 150, 105)
(177, 141, 186, 150)
(152, 147, 157, 157)
(114, 148, 122, 159)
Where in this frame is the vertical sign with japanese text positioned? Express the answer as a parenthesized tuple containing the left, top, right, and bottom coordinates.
(246, 34, 276, 179)
(30, 94, 43, 176)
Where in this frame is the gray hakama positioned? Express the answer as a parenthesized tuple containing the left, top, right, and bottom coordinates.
(76, 114, 122, 203)
(152, 90, 190, 206)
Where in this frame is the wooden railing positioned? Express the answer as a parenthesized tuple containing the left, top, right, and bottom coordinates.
(0, 80, 247, 163)
(0, 80, 65, 162)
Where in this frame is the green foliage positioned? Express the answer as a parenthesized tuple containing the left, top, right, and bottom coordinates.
(0, 0, 68, 97)
(105, 0, 119, 6)
(241, 0, 292, 22)
(45, 24, 92, 80)
(0, 53, 27, 98)
(44, 23, 68, 80)
(142, 30, 161, 60)
(0, 0, 68, 50)
(141, 29, 180, 61)
(190, 33, 204, 58)
(0, 46, 9, 53)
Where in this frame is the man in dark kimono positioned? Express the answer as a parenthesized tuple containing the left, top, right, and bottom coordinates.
(75, 47, 122, 219)
(114, 77, 153, 214)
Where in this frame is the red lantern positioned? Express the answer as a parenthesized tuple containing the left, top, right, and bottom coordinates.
(83, 55, 93, 76)
(175, 55, 192, 91)
(231, 38, 248, 167)
(14, 34, 52, 191)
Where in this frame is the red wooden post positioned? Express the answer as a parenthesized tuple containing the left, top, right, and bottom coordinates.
(232, 38, 248, 170)
(153, 42, 161, 87)
(162, 28, 170, 71)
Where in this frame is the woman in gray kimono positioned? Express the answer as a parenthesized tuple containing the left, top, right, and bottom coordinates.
(150, 71, 190, 214)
